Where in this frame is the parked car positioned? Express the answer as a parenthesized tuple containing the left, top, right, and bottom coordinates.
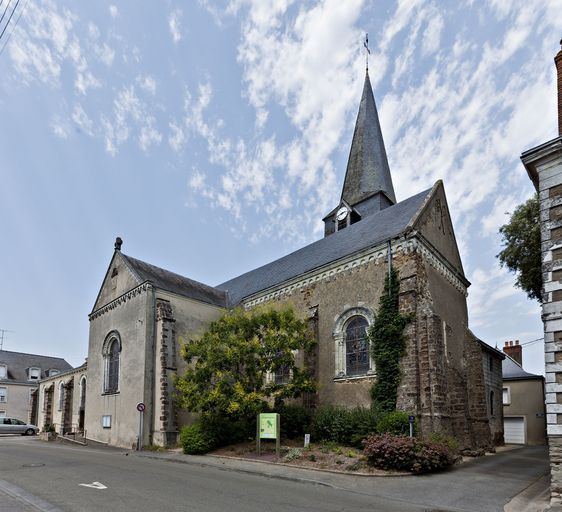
(0, 417, 39, 435)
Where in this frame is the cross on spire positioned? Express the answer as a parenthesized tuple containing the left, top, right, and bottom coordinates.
(363, 33, 370, 71)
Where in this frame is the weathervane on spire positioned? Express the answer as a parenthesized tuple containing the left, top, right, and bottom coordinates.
(363, 33, 370, 71)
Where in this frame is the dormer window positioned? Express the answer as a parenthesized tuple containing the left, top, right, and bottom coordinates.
(336, 207, 349, 231)
(28, 367, 41, 381)
(0, 365, 6, 380)
(48, 369, 60, 377)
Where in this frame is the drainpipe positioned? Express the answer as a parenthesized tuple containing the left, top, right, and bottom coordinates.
(149, 286, 156, 445)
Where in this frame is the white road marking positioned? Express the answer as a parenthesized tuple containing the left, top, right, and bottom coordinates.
(79, 482, 107, 489)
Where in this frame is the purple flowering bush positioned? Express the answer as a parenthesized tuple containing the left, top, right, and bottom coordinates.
(362, 434, 459, 473)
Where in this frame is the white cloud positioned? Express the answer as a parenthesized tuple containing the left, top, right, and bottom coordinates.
(189, 170, 206, 190)
(169, 122, 186, 152)
(109, 5, 118, 19)
(95, 43, 115, 67)
(71, 103, 94, 136)
(101, 85, 164, 155)
(138, 75, 157, 95)
(139, 118, 163, 152)
(75, 66, 101, 95)
(169, 9, 183, 44)
(51, 117, 70, 139)
(185, 0, 365, 237)
(421, 11, 443, 56)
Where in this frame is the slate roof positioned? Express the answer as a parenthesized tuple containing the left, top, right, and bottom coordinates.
(474, 337, 505, 359)
(341, 71, 396, 206)
(503, 355, 543, 380)
(0, 350, 72, 384)
(121, 253, 227, 308)
(218, 187, 432, 305)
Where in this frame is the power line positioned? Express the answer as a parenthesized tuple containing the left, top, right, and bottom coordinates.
(0, 0, 12, 29)
(519, 337, 543, 346)
(0, 0, 19, 45)
(0, 0, 28, 58)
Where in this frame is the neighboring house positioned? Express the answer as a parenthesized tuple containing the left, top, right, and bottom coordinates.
(35, 363, 87, 435)
(501, 341, 546, 445)
(85, 69, 501, 450)
(478, 340, 505, 445)
(0, 349, 72, 424)
(521, 42, 562, 505)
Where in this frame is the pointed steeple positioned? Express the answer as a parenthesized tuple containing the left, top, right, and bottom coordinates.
(341, 71, 396, 206)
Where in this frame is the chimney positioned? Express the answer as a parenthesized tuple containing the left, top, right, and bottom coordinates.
(503, 340, 522, 366)
(554, 40, 562, 136)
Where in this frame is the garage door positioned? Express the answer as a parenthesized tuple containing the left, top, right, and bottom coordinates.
(504, 417, 525, 444)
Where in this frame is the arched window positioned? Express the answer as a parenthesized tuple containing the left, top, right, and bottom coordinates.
(333, 307, 375, 378)
(345, 316, 370, 376)
(103, 332, 121, 394)
(79, 376, 87, 409)
(58, 382, 65, 411)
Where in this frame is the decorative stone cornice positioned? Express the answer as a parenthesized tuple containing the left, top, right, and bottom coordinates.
(416, 238, 468, 296)
(242, 235, 467, 308)
(89, 282, 152, 321)
(243, 239, 416, 308)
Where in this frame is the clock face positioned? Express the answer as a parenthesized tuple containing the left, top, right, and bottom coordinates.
(336, 207, 348, 221)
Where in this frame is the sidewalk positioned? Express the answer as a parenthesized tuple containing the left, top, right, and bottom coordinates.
(0, 480, 62, 512)
(134, 446, 550, 512)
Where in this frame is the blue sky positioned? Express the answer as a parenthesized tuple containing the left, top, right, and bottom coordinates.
(0, 0, 559, 374)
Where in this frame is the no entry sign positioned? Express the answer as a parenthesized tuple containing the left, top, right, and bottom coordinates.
(136, 402, 146, 412)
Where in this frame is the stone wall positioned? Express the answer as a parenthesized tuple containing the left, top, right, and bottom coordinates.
(521, 134, 562, 505)
(241, 236, 493, 450)
(481, 349, 504, 445)
(37, 367, 87, 435)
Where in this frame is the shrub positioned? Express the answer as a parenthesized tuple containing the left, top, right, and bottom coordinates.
(312, 406, 378, 446)
(363, 434, 457, 473)
(311, 406, 352, 444)
(200, 413, 255, 448)
(275, 404, 312, 440)
(376, 410, 417, 436)
(180, 424, 212, 454)
(428, 432, 459, 452)
(282, 447, 302, 462)
(348, 407, 378, 448)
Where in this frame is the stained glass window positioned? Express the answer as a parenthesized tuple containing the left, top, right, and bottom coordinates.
(105, 339, 120, 393)
(345, 316, 369, 376)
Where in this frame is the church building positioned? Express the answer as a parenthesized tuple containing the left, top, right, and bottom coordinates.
(83, 70, 503, 450)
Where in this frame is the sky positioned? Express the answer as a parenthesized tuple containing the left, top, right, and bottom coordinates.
(0, 0, 560, 375)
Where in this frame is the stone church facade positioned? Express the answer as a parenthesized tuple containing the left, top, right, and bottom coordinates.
(84, 71, 503, 450)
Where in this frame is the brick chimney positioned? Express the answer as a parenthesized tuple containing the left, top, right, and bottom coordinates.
(556, 40, 562, 136)
(503, 340, 522, 366)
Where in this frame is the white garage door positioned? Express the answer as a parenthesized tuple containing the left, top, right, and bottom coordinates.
(504, 417, 525, 444)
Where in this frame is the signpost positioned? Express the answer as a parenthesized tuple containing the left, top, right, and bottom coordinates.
(408, 415, 415, 438)
(136, 402, 145, 451)
(257, 413, 280, 458)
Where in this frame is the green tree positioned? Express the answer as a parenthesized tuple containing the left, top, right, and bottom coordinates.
(498, 194, 541, 302)
(369, 267, 412, 413)
(175, 305, 316, 421)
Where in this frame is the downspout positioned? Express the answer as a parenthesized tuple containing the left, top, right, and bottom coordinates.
(149, 286, 156, 445)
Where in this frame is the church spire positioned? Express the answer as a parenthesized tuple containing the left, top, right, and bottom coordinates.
(341, 70, 396, 206)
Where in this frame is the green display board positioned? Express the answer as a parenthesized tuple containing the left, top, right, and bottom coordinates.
(257, 413, 280, 457)
(259, 413, 278, 439)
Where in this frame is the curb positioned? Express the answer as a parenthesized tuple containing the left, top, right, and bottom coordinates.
(204, 453, 412, 478)
(135, 452, 335, 488)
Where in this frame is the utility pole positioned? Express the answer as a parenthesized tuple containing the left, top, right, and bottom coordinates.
(0, 329, 14, 350)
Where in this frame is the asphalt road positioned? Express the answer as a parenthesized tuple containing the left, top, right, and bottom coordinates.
(0, 435, 549, 512)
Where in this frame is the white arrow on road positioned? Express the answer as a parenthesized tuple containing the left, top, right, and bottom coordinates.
(79, 482, 107, 489)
